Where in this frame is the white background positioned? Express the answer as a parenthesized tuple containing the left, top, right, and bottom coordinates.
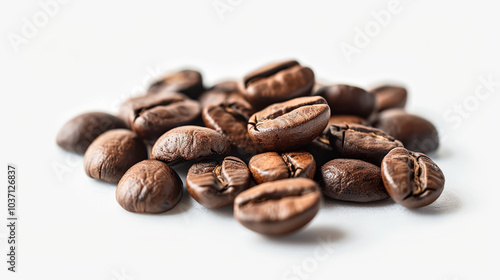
(1, 0, 500, 279)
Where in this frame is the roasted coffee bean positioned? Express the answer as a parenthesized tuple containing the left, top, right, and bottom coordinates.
(249, 151, 315, 184)
(381, 147, 445, 209)
(209, 80, 239, 92)
(118, 93, 201, 142)
(248, 96, 330, 152)
(186, 156, 250, 209)
(198, 89, 250, 111)
(84, 129, 148, 184)
(238, 60, 315, 109)
(234, 178, 321, 236)
(116, 160, 183, 213)
(374, 109, 439, 154)
(320, 159, 389, 202)
(151, 126, 231, 164)
(369, 85, 407, 112)
(328, 115, 368, 127)
(317, 85, 376, 118)
(327, 123, 403, 165)
(56, 112, 127, 154)
(148, 69, 204, 99)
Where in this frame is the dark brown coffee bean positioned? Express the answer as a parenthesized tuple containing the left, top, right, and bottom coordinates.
(234, 178, 321, 236)
(118, 93, 201, 143)
(249, 151, 316, 184)
(381, 147, 445, 209)
(320, 159, 389, 202)
(238, 60, 315, 109)
(148, 69, 204, 99)
(56, 112, 127, 154)
(186, 156, 250, 209)
(374, 109, 439, 154)
(369, 85, 407, 112)
(84, 129, 148, 184)
(327, 123, 403, 165)
(116, 160, 183, 213)
(317, 84, 376, 118)
(248, 96, 330, 152)
(151, 126, 231, 164)
(202, 100, 263, 154)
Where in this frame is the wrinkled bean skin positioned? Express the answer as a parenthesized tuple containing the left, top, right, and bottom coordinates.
(238, 60, 315, 109)
(56, 112, 127, 154)
(249, 151, 316, 184)
(187, 156, 250, 209)
(369, 85, 407, 112)
(374, 109, 439, 154)
(317, 84, 376, 118)
(234, 178, 321, 236)
(248, 96, 330, 152)
(381, 147, 445, 209)
(116, 160, 183, 213)
(151, 126, 231, 164)
(148, 69, 204, 99)
(320, 159, 389, 202)
(84, 129, 148, 184)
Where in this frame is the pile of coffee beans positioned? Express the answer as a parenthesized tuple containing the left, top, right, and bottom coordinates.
(56, 59, 445, 236)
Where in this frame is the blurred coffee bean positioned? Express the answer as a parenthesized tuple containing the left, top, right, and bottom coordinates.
(148, 69, 204, 99)
(369, 85, 407, 112)
(317, 84, 376, 118)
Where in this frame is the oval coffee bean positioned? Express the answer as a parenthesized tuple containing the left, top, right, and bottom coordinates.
(56, 112, 127, 154)
(381, 147, 445, 209)
(374, 109, 439, 154)
(248, 96, 330, 152)
(116, 160, 183, 213)
(238, 60, 315, 109)
(84, 129, 148, 184)
(148, 69, 204, 99)
(118, 93, 201, 142)
(234, 178, 321, 236)
(186, 156, 250, 209)
(327, 123, 403, 165)
(249, 151, 316, 184)
(317, 84, 376, 118)
(151, 126, 231, 164)
(320, 159, 389, 202)
(369, 85, 407, 112)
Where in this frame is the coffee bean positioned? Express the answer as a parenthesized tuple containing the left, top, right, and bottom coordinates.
(116, 160, 183, 213)
(234, 178, 321, 236)
(118, 93, 201, 142)
(56, 112, 127, 154)
(317, 85, 376, 118)
(84, 129, 148, 184)
(186, 156, 250, 209)
(148, 69, 204, 99)
(328, 115, 368, 126)
(248, 96, 330, 152)
(381, 147, 445, 209)
(151, 125, 231, 164)
(327, 123, 403, 165)
(249, 151, 316, 184)
(238, 60, 315, 109)
(198, 89, 250, 111)
(369, 85, 407, 112)
(374, 109, 439, 154)
(320, 159, 389, 202)
(209, 80, 239, 93)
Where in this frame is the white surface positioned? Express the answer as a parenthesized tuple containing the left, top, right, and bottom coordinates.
(1, 0, 500, 279)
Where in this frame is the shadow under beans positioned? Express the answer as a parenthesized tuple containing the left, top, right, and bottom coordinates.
(410, 190, 461, 216)
(322, 197, 395, 209)
(158, 188, 193, 216)
(207, 205, 234, 218)
(263, 226, 345, 246)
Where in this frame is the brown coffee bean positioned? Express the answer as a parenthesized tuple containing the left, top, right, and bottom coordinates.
(317, 84, 376, 118)
(116, 160, 183, 213)
(238, 60, 315, 109)
(151, 126, 231, 164)
(84, 129, 148, 184)
(369, 85, 407, 112)
(328, 115, 368, 127)
(248, 96, 330, 152)
(186, 156, 250, 209)
(234, 178, 321, 236)
(148, 69, 204, 99)
(118, 93, 201, 142)
(320, 159, 389, 202)
(56, 112, 127, 154)
(381, 147, 445, 209)
(249, 151, 316, 184)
